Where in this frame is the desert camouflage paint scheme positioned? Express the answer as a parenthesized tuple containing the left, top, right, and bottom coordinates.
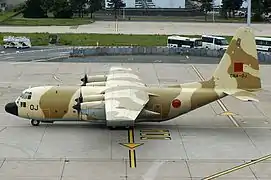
(5, 27, 262, 127)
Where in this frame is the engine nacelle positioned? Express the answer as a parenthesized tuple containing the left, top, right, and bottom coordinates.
(80, 101, 105, 120)
(82, 75, 107, 83)
(86, 82, 106, 86)
(80, 101, 103, 109)
(76, 94, 104, 102)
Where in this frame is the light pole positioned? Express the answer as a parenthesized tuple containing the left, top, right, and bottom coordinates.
(123, 7, 125, 19)
(247, 0, 251, 26)
(212, 0, 215, 22)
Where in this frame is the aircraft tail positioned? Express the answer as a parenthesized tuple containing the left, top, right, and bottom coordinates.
(212, 27, 262, 102)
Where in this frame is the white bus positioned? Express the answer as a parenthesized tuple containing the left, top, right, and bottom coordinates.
(201, 35, 229, 50)
(167, 36, 202, 48)
(255, 37, 271, 52)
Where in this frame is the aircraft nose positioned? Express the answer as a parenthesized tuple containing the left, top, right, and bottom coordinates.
(5, 102, 18, 116)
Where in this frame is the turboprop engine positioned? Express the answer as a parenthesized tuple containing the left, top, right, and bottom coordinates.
(81, 74, 107, 86)
(73, 91, 106, 120)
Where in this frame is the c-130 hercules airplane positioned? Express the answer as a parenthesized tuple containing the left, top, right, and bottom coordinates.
(5, 27, 262, 128)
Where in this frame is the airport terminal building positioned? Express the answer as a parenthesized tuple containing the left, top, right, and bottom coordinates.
(105, 0, 186, 9)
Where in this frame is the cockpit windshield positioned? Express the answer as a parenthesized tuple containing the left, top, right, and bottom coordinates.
(20, 91, 32, 99)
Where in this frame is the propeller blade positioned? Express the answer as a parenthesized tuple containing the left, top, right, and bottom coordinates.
(73, 87, 83, 117)
(81, 73, 88, 86)
(79, 90, 83, 103)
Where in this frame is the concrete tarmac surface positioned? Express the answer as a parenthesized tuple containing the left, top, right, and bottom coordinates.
(0, 21, 271, 36)
(0, 61, 270, 179)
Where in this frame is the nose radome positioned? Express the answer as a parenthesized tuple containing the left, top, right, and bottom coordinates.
(5, 102, 18, 116)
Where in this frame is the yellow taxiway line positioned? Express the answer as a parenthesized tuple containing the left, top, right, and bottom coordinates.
(202, 154, 271, 180)
(128, 128, 136, 168)
(119, 128, 144, 168)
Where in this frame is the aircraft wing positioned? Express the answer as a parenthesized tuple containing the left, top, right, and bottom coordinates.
(104, 67, 149, 124)
(223, 89, 259, 102)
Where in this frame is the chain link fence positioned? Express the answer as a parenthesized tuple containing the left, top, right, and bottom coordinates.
(70, 46, 271, 62)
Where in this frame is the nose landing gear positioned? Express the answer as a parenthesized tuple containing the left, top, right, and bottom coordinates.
(31, 119, 40, 126)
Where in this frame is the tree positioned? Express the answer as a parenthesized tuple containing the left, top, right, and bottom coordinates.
(87, 0, 102, 18)
(231, 0, 244, 17)
(221, 0, 231, 18)
(13, 3, 26, 12)
(251, 0, 264, 21)
(71, 0, 88, 18)
(41, 0, 54, 15)
(221, 0, 243, 18)
(262, 0, 271, 13)
(200, 0, 213, 21)
(51, 0, 73, 18)
(107, 0, 126, 19)
(23, 0, 47, 18)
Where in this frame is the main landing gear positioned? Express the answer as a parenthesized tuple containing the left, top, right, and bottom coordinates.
(108, 125, 131, 130)
(31, 119, 40, 126)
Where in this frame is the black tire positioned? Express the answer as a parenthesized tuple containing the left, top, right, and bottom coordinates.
(31, 119, 40, 126)
(108, 126, 116, 130)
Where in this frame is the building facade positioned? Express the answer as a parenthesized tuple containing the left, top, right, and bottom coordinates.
(105, 0, 186, 9)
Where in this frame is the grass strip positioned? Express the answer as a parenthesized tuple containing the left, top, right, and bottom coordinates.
(0, 33, 236, 46)
(1, 18, 94, 26)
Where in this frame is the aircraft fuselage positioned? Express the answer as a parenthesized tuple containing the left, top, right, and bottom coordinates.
(5, 83, 226, 126)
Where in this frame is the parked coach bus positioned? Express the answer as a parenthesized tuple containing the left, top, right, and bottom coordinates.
(201, 35, 229, 50)
(167, 36, 202, 48)
(255, 37, 271, 52)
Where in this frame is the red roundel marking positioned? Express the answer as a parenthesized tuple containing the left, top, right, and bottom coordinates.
(172, 99, 181, 108)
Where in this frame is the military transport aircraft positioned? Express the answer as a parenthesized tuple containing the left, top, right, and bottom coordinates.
(5, 27, 262, 128)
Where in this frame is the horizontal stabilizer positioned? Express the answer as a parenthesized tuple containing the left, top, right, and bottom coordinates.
(223, 89, 259, 102)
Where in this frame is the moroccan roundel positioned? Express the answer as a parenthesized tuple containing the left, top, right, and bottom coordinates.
(172, 99, 181, 108)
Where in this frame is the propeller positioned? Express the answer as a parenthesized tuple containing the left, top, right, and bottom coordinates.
(81, 66, 89, 86)
(73, 88, 83, 116)
(81, 73, 88, 86)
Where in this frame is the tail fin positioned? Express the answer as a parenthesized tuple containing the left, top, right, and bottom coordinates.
(213, 27, 261, 92)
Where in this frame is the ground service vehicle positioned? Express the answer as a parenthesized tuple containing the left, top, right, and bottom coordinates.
(3, 36, 31, 49)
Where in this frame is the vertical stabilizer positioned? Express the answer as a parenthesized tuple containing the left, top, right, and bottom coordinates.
(212, 27, 261, 91)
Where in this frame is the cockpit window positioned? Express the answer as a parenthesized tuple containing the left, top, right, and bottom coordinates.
(20, 91, 32, 99)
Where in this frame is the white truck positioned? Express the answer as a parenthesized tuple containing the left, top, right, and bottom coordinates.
(3, 36, 32, 49)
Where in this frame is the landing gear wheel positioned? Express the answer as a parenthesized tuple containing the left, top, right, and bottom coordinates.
(31, 119, 40, 126)
(108, 126, 116, 130)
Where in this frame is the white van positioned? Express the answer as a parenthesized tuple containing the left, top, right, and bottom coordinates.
(201, 35, 229, 50)
(167, 36, 202, 48)
(3, 36, 31, 49)
(255, 36, 271, 52)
